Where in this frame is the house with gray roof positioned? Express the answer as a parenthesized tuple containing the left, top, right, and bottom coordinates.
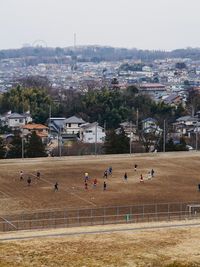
(0, 111, 32, 129)
(64, 116, 86, 134)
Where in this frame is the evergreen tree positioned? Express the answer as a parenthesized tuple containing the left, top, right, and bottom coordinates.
(26, 131, 47, 158)
(166, 138, 175, 151)
(7, 134, 22, 158)
(0, 137, 6, 159)
(104, 128, 129, 154)
(175, 136, 187, 151)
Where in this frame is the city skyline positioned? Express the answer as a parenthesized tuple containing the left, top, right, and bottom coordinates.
(1, 0, 200, 51)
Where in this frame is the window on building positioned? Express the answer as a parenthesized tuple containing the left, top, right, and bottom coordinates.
(19, 119, 23, 123)
(86, 130, 92, 133)
(68, 123, 71, 127)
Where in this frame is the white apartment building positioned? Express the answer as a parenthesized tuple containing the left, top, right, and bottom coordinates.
(80, 123, 105, 143)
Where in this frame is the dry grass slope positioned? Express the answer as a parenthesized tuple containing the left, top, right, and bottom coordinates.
(1, 226, 200, 266)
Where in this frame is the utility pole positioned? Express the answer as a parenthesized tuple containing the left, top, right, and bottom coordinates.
(59, 127, 62, 157)
(94, 122, 98, 155)
(104, 121, 106, 132)
(21, 132, 24, 159)
(130, 121, 132, 155)
(196, 127, 198, 151)
(163, 120, 166, 152)
(136, 109, 139, 132)
(49, 105, 51, 141)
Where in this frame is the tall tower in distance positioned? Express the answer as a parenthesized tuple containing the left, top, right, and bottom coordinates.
(74, 33, 76, 50)
(71, 33, 77, 72)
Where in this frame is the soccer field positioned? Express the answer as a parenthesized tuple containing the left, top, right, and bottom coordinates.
(0, 152, 200, 215)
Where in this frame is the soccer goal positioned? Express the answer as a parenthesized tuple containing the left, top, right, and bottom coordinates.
(187, 204, 200, 216)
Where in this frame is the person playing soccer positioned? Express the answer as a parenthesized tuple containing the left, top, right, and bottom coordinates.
(103, 170, 108, 179)
(140, 174, 144, 183)
(36, 171, 41, 179)
(124, 172, 128, 181)
(84, 172, 89, 182)
(93, 178, 97, 188)
(20, 171, 24, 181)
(54, 182, 58, 191)
(27, 176, 31, 186)
(134, 164, 138, 171)
(103, 181, 107, 191)
(85, 181, 88, 190)
(108, 166, 112, 175)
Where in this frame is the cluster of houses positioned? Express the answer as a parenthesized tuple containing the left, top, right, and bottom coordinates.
(48, 116, 106, 143)
(1, 109, 200, 152)
(0, 111, 106, 145)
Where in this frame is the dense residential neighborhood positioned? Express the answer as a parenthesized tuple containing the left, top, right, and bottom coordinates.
(1, 46, 200, 156)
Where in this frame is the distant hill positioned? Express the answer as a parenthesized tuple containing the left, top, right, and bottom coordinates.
(1, 46, 200, 63)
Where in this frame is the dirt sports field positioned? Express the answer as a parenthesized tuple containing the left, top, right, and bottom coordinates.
(1, 152, 200, 267)
(1, 151, 200, 215)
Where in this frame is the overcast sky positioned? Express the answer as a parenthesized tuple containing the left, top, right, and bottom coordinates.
(0, 0, 200, 51)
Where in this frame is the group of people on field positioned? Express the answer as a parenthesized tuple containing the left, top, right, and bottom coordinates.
(83, 164, 156, 191)
(134, 164, 155, 182)
(83, 166, 113, 191)
(20, 170, 40, 185)
(19, 163, 156, 193)
(19, 170, 59, 191)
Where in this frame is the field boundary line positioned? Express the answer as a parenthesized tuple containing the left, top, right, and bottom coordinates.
(0, 216, 17, 230)
(29, 173, 97, 207)
(0, 190, 10, 198)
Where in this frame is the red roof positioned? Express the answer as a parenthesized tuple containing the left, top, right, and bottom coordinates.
(22, 124, 48, 130)
(139, 83, 165, 89)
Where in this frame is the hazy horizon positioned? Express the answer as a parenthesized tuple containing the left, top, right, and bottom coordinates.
(1, 0, 200, 51)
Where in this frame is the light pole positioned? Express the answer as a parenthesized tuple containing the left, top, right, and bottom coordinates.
(21, 131, 24, 159)
(94, 122, 98, 155)
(195, 127, 198, 151)
(163, 120, 166, 152)
(59, 128, 62, 157)
(130, 121, 132, 155)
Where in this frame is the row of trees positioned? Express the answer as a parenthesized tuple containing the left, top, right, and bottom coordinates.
(0, 80, 187, 130)
(0, 131, 47, 159)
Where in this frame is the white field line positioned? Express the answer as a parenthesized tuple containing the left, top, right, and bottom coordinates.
(0, 190, 11, 198)
(0, 216, 17, 229)
(29, 173, 97, 207)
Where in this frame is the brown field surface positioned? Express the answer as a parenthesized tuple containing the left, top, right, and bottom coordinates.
(0, 151, 200, 215)
(1, 221, 200, 267)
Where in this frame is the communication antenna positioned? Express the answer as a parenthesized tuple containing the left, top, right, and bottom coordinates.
(74, 33, 77, 50)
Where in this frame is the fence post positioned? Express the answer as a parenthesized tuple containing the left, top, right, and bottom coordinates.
(142, 205, 144, 221)
(115, 207, 118, 222)
(91, 209, 93, 226)
(168, 203, 170, 220)
(155, 203, 158, 221)
(103, 208, 106, 225)
(77, 210, 80, 226)
(64, 210, 67, 227)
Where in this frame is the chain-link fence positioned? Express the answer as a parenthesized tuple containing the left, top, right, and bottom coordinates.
(1, 201, 200, 232)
